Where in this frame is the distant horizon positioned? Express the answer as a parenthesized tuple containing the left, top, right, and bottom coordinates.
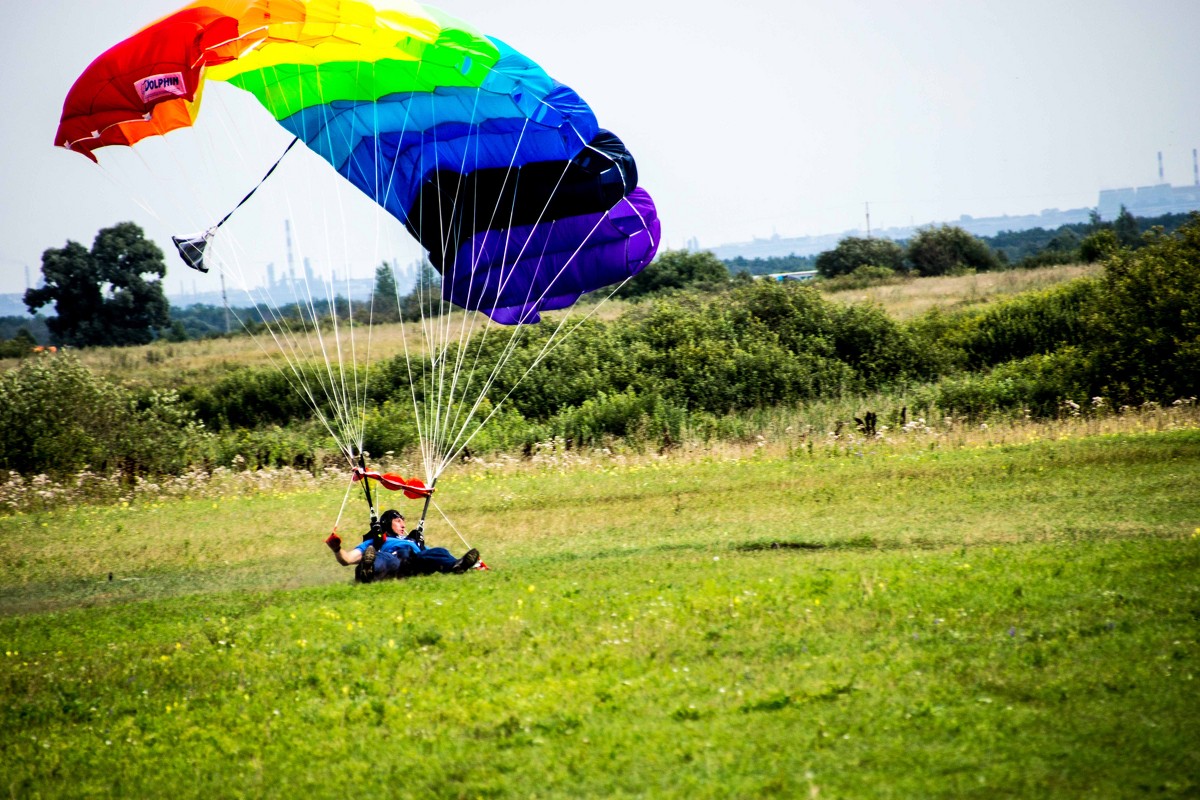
(5, 180, 1197, 320)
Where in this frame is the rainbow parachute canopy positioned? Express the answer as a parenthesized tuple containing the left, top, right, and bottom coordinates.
(56, 0, 660, 324)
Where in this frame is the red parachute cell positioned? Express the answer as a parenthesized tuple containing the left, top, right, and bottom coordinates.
(352, 468, 430, 500)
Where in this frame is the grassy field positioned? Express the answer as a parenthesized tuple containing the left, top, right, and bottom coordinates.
(822, 263, 1101, 319)
(2, 263, 1098, 387)
(1, 296, 633, 390)
(2, 424, 1198, 797)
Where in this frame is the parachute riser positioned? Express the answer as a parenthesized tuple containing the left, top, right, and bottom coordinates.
(418, 478, 438, 528)
(356, 453, 378, 525)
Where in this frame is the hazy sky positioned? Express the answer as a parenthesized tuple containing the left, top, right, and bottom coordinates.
(2, 0, 1198, 296)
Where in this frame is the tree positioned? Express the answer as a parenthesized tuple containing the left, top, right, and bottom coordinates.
(1113, 205, 1140, 248)
(906, 225, 1001, 276)
(614, 249, 729, 299)
(371, 262, 400, 321)
(401, 259, 443, 319)
(815, 236, 905, 278)
(25, 222, 170, 347)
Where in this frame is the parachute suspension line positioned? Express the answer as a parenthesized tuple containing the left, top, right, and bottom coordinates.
(430, 89, 498, 470)
(202, 246, 350, 456)
(358, 57, 389, 459)
(229, 259, 357, 457)
(93, 153, 168, 226)
(108, 97, 355, 457)
(431, 155, 584, 477)
(223, 298, 355, 455)
(437, 238, 638, 475)
(416, 110, 598, 482)
(428, 114, 452, 478)
(230, 64, 365, 460)
(155, 84, 363, 458)
(381, 99, 438, 486)
(255, 66, 362, 460)
(430, 496, 472, 551)
(416, 117, 441, 480)
(422, 114, 540, 472)
(431, 81, 530, 474)
(332, 474, 356, 534)
(473, 116, 596, 324)
(310, 69, 362, 458)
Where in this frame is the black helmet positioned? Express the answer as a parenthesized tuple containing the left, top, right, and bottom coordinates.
(378, 509, 404, 530)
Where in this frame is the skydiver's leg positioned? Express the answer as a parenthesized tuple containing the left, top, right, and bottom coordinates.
(411, 547, 458, 574)
(371, 550, 405, 579)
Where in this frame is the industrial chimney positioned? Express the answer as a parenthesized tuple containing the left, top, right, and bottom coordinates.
(1194, 148, 1199, 187)
(1157, 151, 1164, 182)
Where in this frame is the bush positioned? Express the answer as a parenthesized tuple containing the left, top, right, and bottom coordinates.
(0, 354, 211, 476)
(1079, 229, 1119, 263)
(182, 366, 315, 429)
(906, 225, 1002, 276)
(815, 237, 905, 278)
(615, 250, 729, 299)
(918, 278, 1101, 371)
(545, 389, 684, 448)
(819, 264, 903, 291)
(1083, 215, 1200, 402)
(0, 330, 37, 358)
(918, 349, 1091, 417)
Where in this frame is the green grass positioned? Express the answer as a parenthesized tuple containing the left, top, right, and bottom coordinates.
(2, 430, 1199, 797)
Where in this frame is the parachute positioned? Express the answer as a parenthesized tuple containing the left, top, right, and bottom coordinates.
(55, 0, 660, 534)
(55, 0, 659, 325)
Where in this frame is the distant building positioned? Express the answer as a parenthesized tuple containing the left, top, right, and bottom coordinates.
(1098, 183, 1200, 219)
(709, 180, 1200, 262)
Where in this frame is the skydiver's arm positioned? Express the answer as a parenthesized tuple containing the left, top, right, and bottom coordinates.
(334, 547, 363, 567)
(325, 532, 363, 566)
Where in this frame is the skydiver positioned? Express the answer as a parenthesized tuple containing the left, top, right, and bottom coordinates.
(325, 508, 480, 583)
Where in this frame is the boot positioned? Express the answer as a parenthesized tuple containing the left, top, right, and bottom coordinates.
(356, 544, 378, 583)
(453, 548, 480, 573)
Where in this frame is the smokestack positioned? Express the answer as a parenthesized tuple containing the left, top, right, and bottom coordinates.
(1158, 151, 1164, 182)
(1194, 148, 1198, 187)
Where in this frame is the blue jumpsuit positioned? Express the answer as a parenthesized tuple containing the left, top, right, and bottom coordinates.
(353, 537, 459, 578)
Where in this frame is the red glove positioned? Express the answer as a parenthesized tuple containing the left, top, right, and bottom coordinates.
(325, 531, 342, 551)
